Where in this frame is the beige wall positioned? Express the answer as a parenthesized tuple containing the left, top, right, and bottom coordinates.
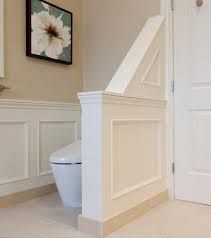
(0, 0, 82, 102)
(83, 0, 160, 91)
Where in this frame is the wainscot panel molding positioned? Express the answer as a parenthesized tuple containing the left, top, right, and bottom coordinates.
(37, 120, 78, 176)
(111, 119, 162, 200)
(0, 121, 29, 185)
(0, 100, 81, 197)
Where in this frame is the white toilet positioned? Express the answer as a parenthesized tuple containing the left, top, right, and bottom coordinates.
(49, 140, 82, 208)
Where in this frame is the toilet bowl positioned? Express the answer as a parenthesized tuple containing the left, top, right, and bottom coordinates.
(49, 140, 82, 208)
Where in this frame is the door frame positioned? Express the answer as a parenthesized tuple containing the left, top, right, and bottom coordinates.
(0, 0, 4, 78)
(161, 0, 175, 199)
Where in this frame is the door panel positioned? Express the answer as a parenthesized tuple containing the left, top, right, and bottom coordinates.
(174, 0, 211, 204)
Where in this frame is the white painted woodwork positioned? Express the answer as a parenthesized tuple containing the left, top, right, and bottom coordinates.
(0, 0, 4, 78)
(79, 14, 167, 222)
(162, 0, 174, 200)
(174, 0, 211, 204)
(106, 16, 166, 101)
(111, 119, 162, 199)
(79, 92, 166, 221)
(0, 100, 81, 196)
(0, 121, 28, 184)
(38, 120, 78, 176)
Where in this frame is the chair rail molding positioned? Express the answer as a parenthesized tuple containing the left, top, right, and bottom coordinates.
(0, 0, 4, 78)
(0, 99, 80, 110)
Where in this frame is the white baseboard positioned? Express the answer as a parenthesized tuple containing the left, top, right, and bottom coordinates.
(79, 190, 169, 238)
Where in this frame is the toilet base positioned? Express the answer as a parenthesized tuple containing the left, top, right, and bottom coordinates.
(51, 163, 82, 208)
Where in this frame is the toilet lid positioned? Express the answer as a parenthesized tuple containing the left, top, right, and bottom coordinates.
(49, 140, 81, 164)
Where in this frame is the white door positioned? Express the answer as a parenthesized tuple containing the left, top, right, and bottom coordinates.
(174, 0, 211, 204)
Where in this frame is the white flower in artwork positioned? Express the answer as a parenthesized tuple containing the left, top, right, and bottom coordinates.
(31, 11, 71, 59)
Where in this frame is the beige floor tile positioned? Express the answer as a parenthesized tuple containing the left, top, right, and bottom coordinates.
(1, 193, 211, 238)
(0, 193, 93, 238)
(109, 200, 211, 238)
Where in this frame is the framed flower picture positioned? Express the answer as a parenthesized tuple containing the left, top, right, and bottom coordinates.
(26, 0, 72, 65)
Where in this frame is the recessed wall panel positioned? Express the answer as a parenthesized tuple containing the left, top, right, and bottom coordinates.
(0, 122, 28, 184)
(112, 120, 161, 198)
(142, 50, 161, 86)
(39, 121, 77, 175)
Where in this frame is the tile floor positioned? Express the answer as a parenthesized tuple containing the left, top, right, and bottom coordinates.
(0, 193, 211, 238)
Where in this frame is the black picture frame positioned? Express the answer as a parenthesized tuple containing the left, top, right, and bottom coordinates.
(26, 0, 73, 65)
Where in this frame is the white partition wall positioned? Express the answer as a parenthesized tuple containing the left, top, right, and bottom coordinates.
(78, 15, 167, 237)
(0, 100, 81, 197)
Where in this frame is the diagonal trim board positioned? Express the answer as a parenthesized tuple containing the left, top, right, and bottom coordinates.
(106, 16, 165, 94)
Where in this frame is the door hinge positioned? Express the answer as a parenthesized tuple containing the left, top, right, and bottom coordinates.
(171, 0, 174, 11)
(172, 162, 175, 174)
(171, 80, 175, 93)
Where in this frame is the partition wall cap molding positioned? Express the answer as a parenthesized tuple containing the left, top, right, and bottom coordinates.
(78, 91, 167, 107)
(0, 99, 81, 110)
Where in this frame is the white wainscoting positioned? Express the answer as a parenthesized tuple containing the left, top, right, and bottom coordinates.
(79, 92, 166, 221)
(38, 120, 78, 176)
(111, 119, 162, 200)
(78, 16, 167, 225)
(0, 121, 29, 185)
(0, 100, 81, 197)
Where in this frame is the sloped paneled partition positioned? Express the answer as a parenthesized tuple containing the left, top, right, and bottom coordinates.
(78, 15, 167, 237)
(106, 15, 165, 100)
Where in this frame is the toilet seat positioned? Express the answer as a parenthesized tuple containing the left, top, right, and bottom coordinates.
(49, 140, 81, 164)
